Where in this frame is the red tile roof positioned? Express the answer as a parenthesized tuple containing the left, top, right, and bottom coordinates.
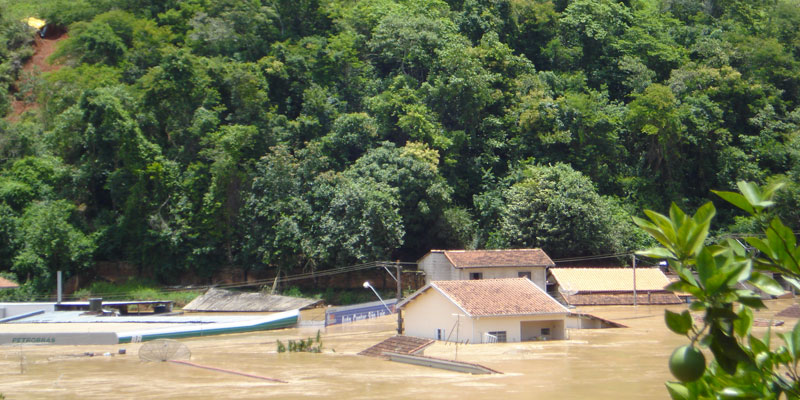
(407, 278, 569, 317)
(435, 249, 554, 268)
(563, 292, 682, 306)
(0, 276, 19, 289)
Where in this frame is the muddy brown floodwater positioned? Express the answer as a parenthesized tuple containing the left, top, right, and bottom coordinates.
(0, 300, 796, 399)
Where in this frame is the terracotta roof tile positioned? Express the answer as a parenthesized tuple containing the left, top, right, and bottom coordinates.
(550, 268, 671, 292)
(563, 292, 682, 306)
(358, 336, 434, 358)
(0, 277, 19, 289)
(440, 249, 554, 268)
(430, 278, 569, 316)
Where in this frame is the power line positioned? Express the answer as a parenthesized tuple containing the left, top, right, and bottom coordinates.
(552, 252, 635, 263)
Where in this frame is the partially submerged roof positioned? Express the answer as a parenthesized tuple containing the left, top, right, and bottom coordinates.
(562, 292, 682, 306)
(550, 268, 672, 292)
(0, 276, 19, 289)
(399, 278, 569, 317)
(424, 249, 554, 268)
(183, 288, 322, 312)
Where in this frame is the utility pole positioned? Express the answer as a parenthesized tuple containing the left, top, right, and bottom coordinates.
(632, 255, 637, 307)
(396, 261, 403, 335)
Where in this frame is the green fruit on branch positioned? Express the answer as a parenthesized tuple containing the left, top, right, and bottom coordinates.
(669, 345, 706, 383)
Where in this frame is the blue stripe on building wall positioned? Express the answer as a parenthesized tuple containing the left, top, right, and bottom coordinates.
(325, 299, 398, 326)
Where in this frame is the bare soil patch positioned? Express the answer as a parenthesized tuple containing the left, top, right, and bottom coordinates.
(6, 32, 67, 122)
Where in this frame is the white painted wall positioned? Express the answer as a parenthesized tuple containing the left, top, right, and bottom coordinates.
(473, 314, 566, 343)
(455, 267, 547, 290)
(402, 288, 466, 341)
(402, 290, 567, 343)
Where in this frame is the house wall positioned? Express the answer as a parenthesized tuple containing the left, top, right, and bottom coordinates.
(473, 314, 566, 343)
(567, 315, 598, 329)
(521, 319, 566, 340)
(455, 267, 547, 291)
(402, 288, 467, 341)
(418, 252, 459, 283)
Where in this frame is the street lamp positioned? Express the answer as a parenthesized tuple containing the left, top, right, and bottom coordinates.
(363, 281, 393, 314)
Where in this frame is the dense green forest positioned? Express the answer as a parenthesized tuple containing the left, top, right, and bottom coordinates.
(1, 0, 799, 293)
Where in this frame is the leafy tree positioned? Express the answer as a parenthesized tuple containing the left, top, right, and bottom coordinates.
(343, 142, 452, 258)
(489, 162, 642, 257)
(240, 145, 319, 278)
(558, 0, 632, 93)
(186, 0, 280, 61)
(635, 181, 800, 398)
(11, 200, 95, 291)
(315, 174, 404, 264)
(368, 6, 457, 80)
(626, 83, 684, 193)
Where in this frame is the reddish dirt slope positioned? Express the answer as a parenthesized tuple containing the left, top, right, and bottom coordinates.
(7, 33, 68, 122)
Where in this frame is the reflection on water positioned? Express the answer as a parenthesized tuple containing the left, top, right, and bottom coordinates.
(0, 300, 795, 399)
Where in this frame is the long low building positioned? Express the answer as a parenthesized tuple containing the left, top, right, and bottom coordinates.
(548, 268, 682, 306)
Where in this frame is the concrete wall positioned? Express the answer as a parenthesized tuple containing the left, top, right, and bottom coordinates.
(418, 252, 458, 283)
(0, 303, 55, 318)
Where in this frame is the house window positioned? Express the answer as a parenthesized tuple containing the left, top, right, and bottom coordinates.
(488, 331, 507, 343)
(541, 328, 550, 336)
(436, 329, 445, 340)
(470, 272, 483, 280)
(518, 271, 531, 280)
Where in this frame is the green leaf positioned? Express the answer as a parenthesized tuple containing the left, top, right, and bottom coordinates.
(782, 276, 800, 292)
(666, 281, 702, 298)
(713, 190, 755, 215)
(694, 200, 716, 220)
(665, 382, 690, 400)
(737, 294, 765, 309)
(718, 387, 759, 399)
(695, 248, 716, 291)
(734, 307, 753, 339)
(792, 321, 800, 359)
(689, 301, 706, 311)
(744, 238, 774, 261)
(737, 181, 763, 210)
(665, 310, 693, 335)
(749, 334, 767, 354)
(748, 272, 785, 296)
(761, 180, 785, 200)
(636, 247, 676, 260)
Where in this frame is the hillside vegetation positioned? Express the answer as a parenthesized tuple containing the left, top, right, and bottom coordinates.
(1, 0, 799, 292)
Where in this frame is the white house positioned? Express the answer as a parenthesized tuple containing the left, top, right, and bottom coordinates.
(416, 249, 554, 290)
(397, 278, 570, 343)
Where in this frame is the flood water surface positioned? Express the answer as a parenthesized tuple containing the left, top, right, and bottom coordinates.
(0, 301, 795, 399)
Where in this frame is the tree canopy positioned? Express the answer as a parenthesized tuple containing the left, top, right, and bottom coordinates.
(1, 0, 799, 288)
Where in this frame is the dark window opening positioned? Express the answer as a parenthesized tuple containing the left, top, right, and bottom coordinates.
(488, 331, 507, 342)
